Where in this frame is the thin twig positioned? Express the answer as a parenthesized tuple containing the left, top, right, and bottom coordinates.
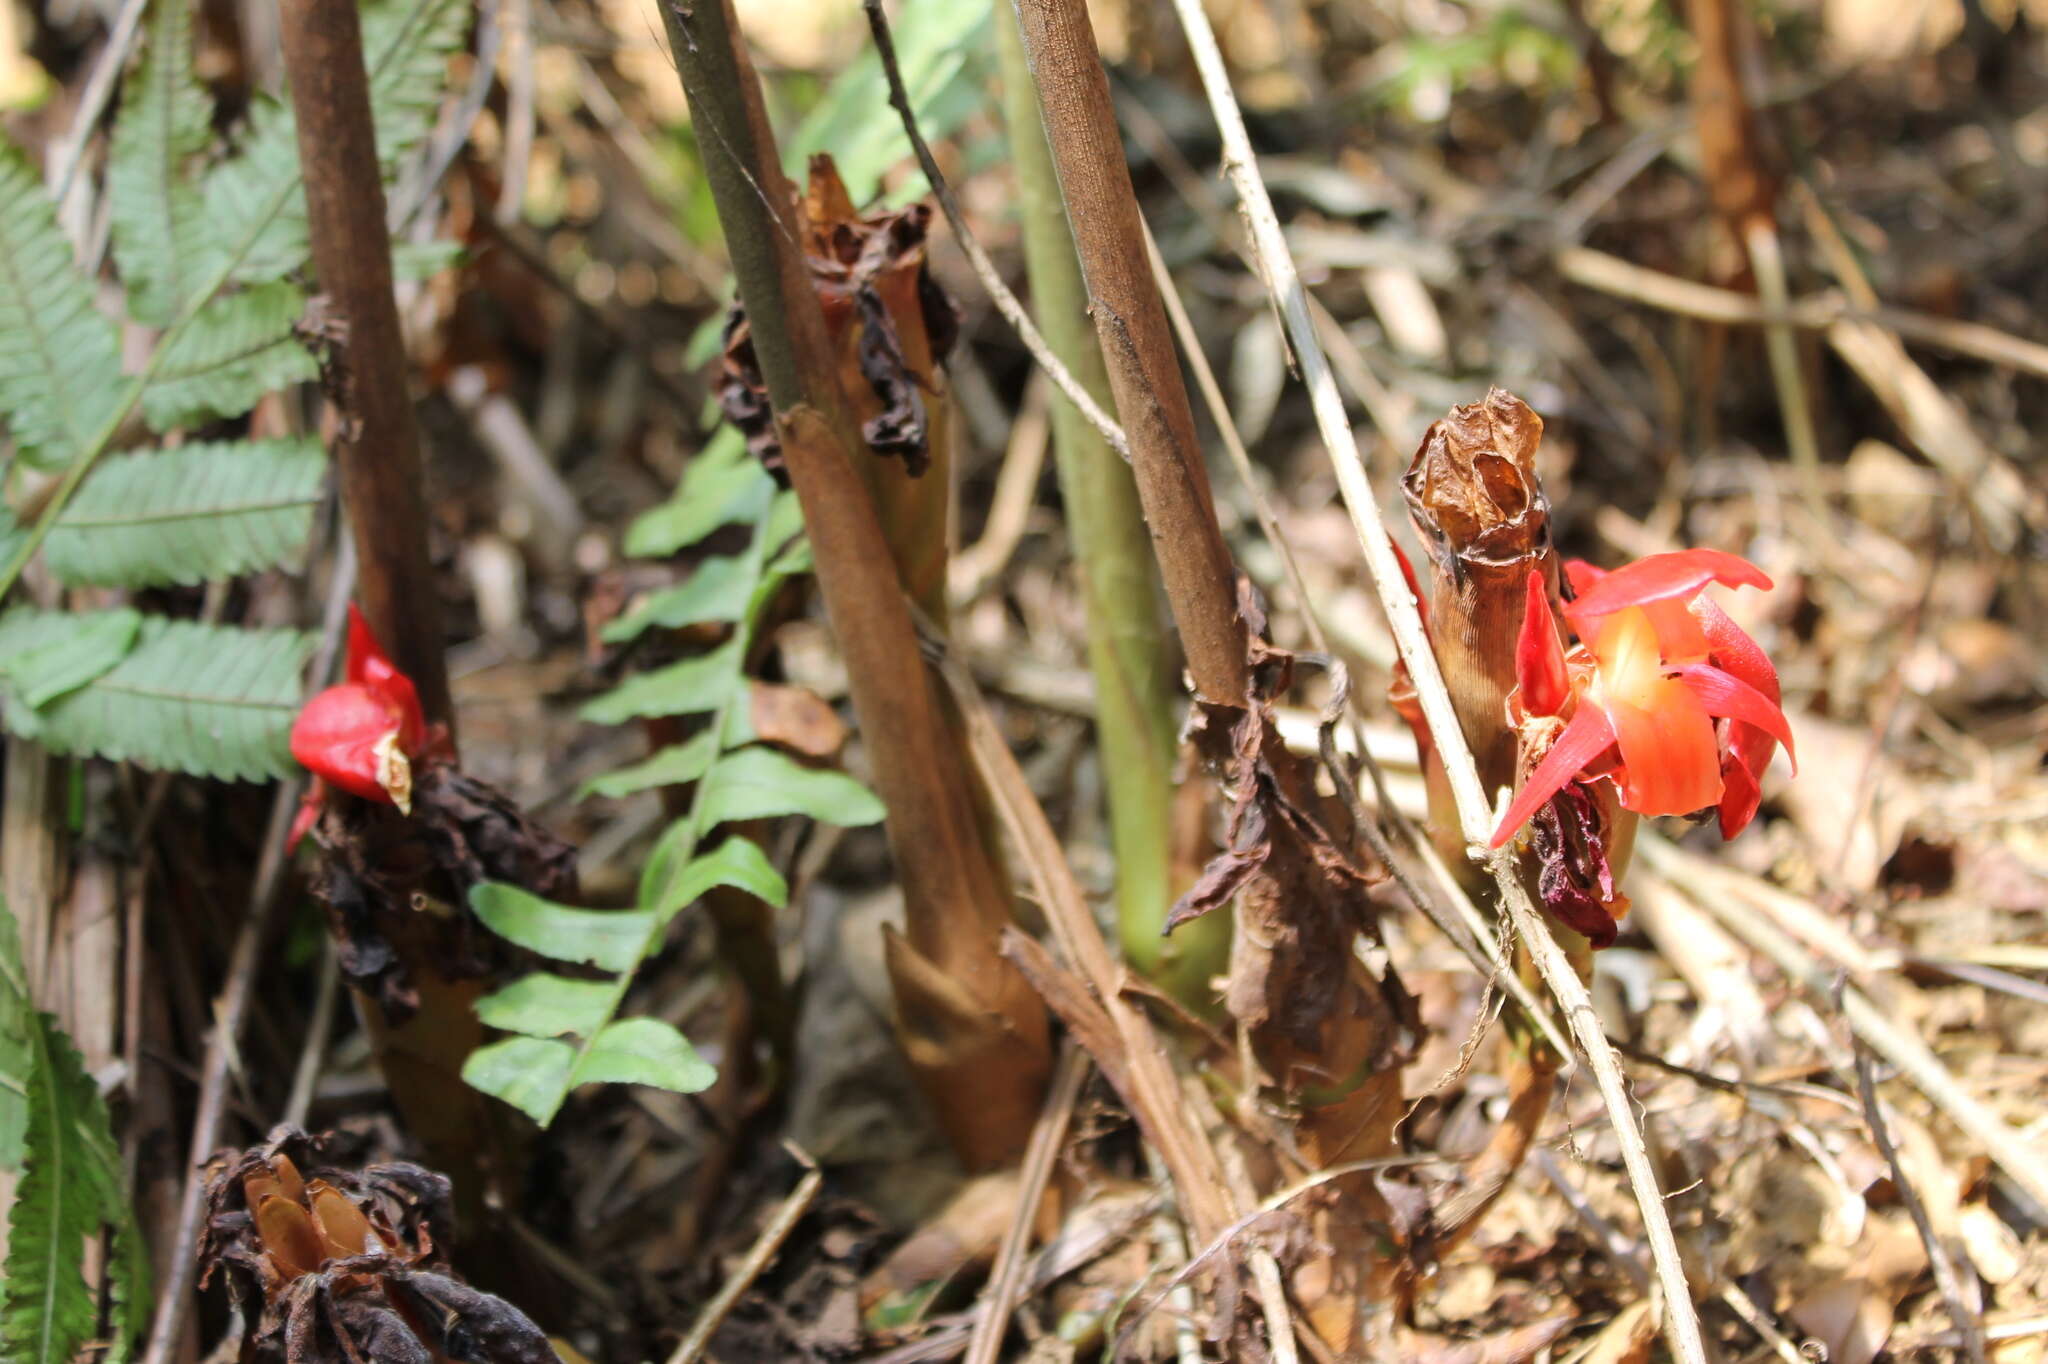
(1850, 1020, 1988, 1364)
(1108, 1151, 1450, 1358)
(1742, 218, 1826, 517)
(139, 555, 357, 1364)
(860, 0, 1128, 460)
(45, 0, 150, 247)
(1165, 5, 1707, 1359)
(1554, 245, 2048, 381)
(283, 936, 341, 1129)
(964, 1046, 1089, 1364)
(1718, 1280, 1807, 1364)
(665, 1147, 824, 1364)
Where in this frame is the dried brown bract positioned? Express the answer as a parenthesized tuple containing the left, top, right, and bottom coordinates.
(1400, 388, 1561, 797)
(717, 155, 957, 480)
(199, 1127, 556, 1364)
(305, 762, 578, 1021)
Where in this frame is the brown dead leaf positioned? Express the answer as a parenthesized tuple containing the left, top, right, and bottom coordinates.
(748, 679, 847, 759)
(717, 155, 956, 481)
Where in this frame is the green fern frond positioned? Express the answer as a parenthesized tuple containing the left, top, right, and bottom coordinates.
(360, 0, 472, 169)
(203, 0, 470, 288)
(0, 609, 309, 781)
(0, 145, 125, 472)
(0, 894, 144, 1364)
(107, 0, 212, 326)
(45, 438, 326, 588)
(141, 282, 317, 431)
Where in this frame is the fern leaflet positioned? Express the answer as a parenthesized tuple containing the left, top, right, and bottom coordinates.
(45, 437, 326, 588)
(0, 609, 310, 781)
(0, 145, 124, 472)
(0, 894, 146, 1364)
(202, 0, 470, 288)
(107, 0, 212, 326)
(466, 448, 881, 1126)
(141, 282, 318, 432)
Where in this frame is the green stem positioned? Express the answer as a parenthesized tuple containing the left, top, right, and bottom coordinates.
(993, 5, 1224, 1008)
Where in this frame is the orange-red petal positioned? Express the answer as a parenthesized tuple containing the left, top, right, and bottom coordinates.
(1566, 548, 1770, 632)
(1491, 703, 1618, 847)
(344, 605, 427, 753)
(1514, 570, 1569, 717)
(1670, 663, 1797, 771)
(1606, 690, 1722, 817)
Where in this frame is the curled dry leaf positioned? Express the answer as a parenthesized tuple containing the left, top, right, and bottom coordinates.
(748, 679, 848, 759)
(717, 154, 958, 480)
(199, 1126, 557, 1364)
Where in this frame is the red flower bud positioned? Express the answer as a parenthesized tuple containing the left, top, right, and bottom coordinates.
(289, 607, 426, 818)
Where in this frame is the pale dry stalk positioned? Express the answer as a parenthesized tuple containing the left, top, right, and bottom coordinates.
(1166, 2, 1708, 1358)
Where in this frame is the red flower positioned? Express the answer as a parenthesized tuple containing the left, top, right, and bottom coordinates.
(1491, 549, 1794, 848)
(289, 607, 428, 845)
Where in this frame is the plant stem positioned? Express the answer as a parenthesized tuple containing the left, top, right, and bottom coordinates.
(279, 0, 452, 729)
(1009, 0, 1248, 707)
(1165, 3, 1708, 1358)
(279, 0, 504, 1210)
(992, 5, 1217, 1005)
(661, 0, 1048, 1171)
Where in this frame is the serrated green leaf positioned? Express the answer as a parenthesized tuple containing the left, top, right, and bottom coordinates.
(45, 437, 325, 588)
(0, 891, 144, 1364)
(623, 432, 773, 558)
(468, 883, 656, 972)
(0, 610, 309, 781)
(579, 636, 744, 726)
(461, 1036, 574, 1126)
(0, 608, 138, 707)
(601, 555, 755, 643)
(569, 1018, 715, 1095)
(475, 973, 616, 1039)
(0, 144, 125, 471)
(577, 729, 718, 802)
(141, 282, 317, 431)
(650, 835, 787, 920)
(203, 0, 469, 287)
(697, 745, 886, 827)
(107, 0, 211, 325)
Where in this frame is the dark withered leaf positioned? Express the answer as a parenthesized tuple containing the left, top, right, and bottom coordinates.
(1529, 782, 1628, 949)
(716, 312, 785, 483)
(713, 156, 954, 479)
(200, 1127, 556, 1364)
(306, 761, 578, 1023)
(386, 1270, 560, 1364)
(331, 1300, 434, 1364)
(852, 282, 929, 476)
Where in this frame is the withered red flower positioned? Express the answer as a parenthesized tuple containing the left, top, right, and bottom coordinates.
(200, 1127, 557, 1364)
(1492, 548, 1794, 850)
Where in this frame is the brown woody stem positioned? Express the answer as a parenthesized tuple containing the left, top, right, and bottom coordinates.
(278, 0, 506, 1210)
(1010, 0, 1248, 706)
(661, 0, 1048, 1171)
